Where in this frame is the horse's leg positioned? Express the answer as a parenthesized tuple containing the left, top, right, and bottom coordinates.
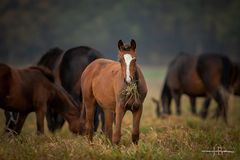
(46, 106, 65, 133)
(189, 96, 196, 115)
(211, 88, 229, 124)
(100, 108, 105, 133)
(132, 106, 143, 144)
(79, 103, 86, 135)
(162, 94, 172, 115)
(4, 111, 18, 133)
(104, 110, 114, 142)
(93, 105, 100, 132)
(84, 99, 96, 141)
(172, 91, 181, 115)
(112, 104, 125, 144)
(200, 98, 211, 119)
(36, 106, 47, 135)
(13, 113, 28, 135)
(218, 88, 229, 123)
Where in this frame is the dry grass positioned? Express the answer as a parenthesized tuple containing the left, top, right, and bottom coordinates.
(0, 66, 239, 160)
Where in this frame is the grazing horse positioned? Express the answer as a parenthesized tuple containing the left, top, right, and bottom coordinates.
(0, 64, 82, 134)
(196, 54, 238, 123)
(152, 53, 207, 116)
(4, 47, 65, 133)
(81, 39, 147, 144)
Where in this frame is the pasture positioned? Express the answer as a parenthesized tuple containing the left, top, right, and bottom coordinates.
(0, 66, 239, 160)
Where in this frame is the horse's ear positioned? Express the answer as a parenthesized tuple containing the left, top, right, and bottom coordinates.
(130, 39, 136, 50)
(118, 40, 124, 50)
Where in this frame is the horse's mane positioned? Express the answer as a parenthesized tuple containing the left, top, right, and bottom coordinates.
(37, 47, 64, 70)
(29, 66, 55, 83)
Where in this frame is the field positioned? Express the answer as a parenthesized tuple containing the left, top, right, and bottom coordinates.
(0, 66, 239, 160)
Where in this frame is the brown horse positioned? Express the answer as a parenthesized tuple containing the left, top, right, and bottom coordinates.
(0, 64, 82, 134)
(81, 39, 147, 144)
(152, 53, 238, 123)
(4, 47, 105, 134)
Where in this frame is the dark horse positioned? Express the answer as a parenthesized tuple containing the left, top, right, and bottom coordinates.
(152, 53, 239, 123)
(152, 53, 207, 116)
(81, 40, 147, 144)
(4, 47, 65, 133)
(0, 64, 82, 134)
(58, 46, 105, 132)
(5, 47, 104, 133)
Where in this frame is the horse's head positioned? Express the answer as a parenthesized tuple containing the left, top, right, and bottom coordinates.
(118, 39, 137, 84)
(49, 85, 84, 134)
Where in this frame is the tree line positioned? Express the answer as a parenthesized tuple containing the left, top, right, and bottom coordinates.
(0, 0, 239, 65)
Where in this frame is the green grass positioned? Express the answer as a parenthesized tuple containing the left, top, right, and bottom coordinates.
(0, 66, 239, 160)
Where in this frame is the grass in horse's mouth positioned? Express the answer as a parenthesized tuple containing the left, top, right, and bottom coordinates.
(120, 81, 140, 108)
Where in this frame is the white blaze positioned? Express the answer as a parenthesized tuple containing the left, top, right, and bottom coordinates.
(123, 54, 134, 83)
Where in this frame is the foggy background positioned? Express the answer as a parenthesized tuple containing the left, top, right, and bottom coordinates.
(0, 0, 240, 66)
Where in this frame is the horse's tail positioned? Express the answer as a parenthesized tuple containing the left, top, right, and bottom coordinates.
(220, 56, 235, 90)
(161, 81, 171, 101)
(29, 66, 55, 83)
(37, 47, 64, 71)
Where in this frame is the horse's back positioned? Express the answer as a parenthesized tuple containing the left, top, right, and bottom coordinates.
(37, 47, 64, 71)
(59, 46, 103, 95)
(81, 58, 118, 85)
(166, 53, 205, 95)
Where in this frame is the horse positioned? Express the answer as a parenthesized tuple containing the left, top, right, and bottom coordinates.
(196, 53, 238, 123)
(4, 47, 65, 133)
(59, 46, 105, 132)
(0, 64, 82, 134)
(152, 53, 238, 123)
(152, 53, 207, 116)
(81, 39, 147, 144)
(4, 46, 105, 133)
